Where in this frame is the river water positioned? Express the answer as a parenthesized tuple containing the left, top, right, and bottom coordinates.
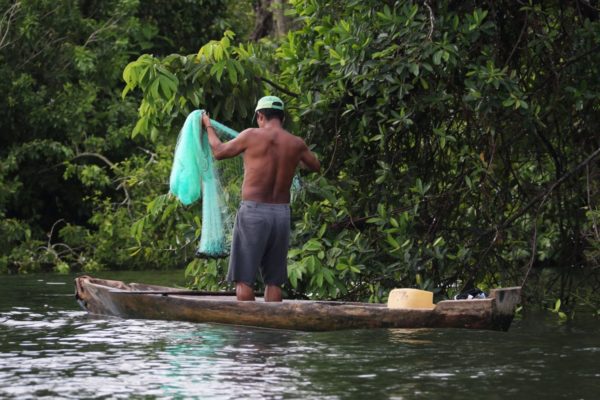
(1, 271, 598, 399)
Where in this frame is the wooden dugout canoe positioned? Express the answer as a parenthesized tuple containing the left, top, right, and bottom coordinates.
(74, 276, 521, 332)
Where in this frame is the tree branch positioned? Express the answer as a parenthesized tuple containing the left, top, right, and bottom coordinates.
(503, 10, 528, 68)
(521, 218, 538, 287)
(82, 16, 119, 48)
(532, 43, 600, 94)
(467, 147, 600, 287)
(0, 2, 21, 50)
(422, 0, 435, 40)
(47, 218, 65, 249)
(258, 76, 300, 97)
(72, 152, 116, 169)
(587, 164, 600, 240)
(71, 152, 132, 214)
(500, 146, 600, 231)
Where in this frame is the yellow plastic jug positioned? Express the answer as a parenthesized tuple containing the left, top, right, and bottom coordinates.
(387, 288, 435, 309)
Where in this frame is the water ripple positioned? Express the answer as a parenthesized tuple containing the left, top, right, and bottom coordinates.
(1, 275, 600, 399)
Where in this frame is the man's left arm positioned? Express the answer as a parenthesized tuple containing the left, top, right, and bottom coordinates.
(299, 143, 320, 172)
(202, 112, 248, 160)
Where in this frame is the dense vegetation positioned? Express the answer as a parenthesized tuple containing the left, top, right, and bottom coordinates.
(2, 0, 599, 316)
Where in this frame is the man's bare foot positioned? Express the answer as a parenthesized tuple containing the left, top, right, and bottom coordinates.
(264, 285, 282, 302)
(236, 282, 255, 301)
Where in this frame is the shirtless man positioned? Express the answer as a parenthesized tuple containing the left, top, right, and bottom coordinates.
(201, 96, 320, 302)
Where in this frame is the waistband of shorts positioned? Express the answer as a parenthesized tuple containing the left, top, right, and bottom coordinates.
(241, 200, 290, 210)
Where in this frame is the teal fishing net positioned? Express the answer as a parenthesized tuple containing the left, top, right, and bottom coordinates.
(169, 110, 242, 258)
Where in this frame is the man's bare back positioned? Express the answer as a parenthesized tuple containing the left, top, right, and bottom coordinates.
(240, 126, 316, 203)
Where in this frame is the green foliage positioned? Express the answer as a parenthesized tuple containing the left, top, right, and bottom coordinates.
(135, 0, 253, 56)
(548, 298, 569, 322)
(0, 0, 248, 273)
(263, 0, 600, 305)
(122, 29, 266, 139)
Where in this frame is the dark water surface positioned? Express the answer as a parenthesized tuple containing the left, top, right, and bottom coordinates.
(1, 272, 598, 399)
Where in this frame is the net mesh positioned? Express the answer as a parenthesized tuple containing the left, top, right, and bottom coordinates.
(169, 110, 242, 258)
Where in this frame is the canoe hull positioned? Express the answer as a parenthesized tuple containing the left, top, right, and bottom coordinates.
(75, 276, 521, 332)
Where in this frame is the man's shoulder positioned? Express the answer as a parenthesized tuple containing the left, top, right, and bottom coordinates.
(239, 127, 260, 137)
(244, 127, 306, 148)
(279, 129, 305, 145)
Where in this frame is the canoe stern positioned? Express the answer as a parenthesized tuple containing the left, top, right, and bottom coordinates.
(489, 287, 522, 331)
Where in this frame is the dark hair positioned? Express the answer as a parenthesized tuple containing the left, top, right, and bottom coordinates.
(256, 108, 284, 122)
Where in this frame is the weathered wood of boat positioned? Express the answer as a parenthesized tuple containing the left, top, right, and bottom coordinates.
(74, 276, 521, 332)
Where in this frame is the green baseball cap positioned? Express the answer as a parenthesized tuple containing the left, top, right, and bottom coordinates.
(255, 96, 284, 112)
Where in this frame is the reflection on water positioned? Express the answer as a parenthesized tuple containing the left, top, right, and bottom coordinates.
(1, 273, 599, 399)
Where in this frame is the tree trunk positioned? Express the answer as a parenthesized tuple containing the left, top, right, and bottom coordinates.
(272, 0, 288, 37)
(250, 0, 289, 41)
(250, 0, 273, 41)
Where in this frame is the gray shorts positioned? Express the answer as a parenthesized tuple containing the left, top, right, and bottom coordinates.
(227, 201, 290, 286)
